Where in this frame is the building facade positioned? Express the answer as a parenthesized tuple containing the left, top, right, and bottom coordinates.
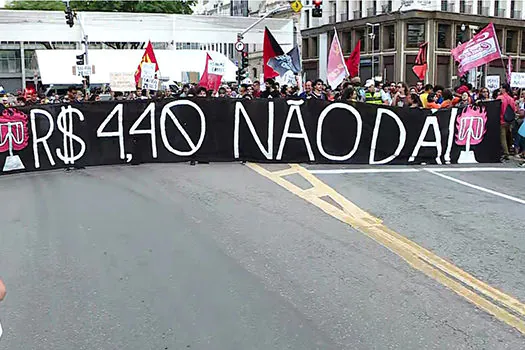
(301, 0, 525, 87)
(0, 9, 293, 92)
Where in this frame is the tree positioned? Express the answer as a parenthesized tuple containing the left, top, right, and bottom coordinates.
(6, 0, 196, 14)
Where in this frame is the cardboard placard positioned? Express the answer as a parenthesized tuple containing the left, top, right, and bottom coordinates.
(110, 72, 136, 92)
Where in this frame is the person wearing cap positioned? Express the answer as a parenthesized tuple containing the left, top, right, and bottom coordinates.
(350, 77, 366, 102)
(364, 80, 382, 104)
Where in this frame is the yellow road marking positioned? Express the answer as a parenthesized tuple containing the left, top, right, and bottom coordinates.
(247, 163, 525, 334)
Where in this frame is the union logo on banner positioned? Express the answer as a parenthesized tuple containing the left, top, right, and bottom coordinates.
(455, 105, 487, 163)
(0, 108, 29, 171)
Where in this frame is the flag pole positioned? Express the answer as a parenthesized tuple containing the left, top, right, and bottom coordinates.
(334, 27, 349, 77)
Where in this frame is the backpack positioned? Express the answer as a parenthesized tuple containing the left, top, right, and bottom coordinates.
(504, 104, 516, 123)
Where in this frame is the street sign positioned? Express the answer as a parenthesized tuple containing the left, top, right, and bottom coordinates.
(75, 65, 92, 76)
(72, 65, 94, 76)
(235, 41, 245, 52)
(290, 0, 303, 12)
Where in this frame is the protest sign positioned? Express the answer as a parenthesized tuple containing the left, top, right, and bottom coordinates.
(510, 72, 525, 88)
(110, 72, 136, 92)
(141, 62, 156, 80)
(485, 75, 500, 92)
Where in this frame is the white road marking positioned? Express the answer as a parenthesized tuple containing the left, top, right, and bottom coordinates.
(308, 167, 525, 175)
(425, 169, 525, 205)
(428, 167, 525, 172)
(308, 168, 420, 174)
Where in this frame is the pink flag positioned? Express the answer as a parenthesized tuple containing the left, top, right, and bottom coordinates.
(198, 53, 223, 93)
(451, 23, 501, 77)
(327, 28, 348, 89)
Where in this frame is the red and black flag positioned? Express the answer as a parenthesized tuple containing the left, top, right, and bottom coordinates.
(263, 26, 284, 80)
(412, 42, 428, 81)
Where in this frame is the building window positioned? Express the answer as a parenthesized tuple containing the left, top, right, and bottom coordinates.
(383, 24, 395, 49)
(405, 55, 418, 85)
(406, 23, 425, 48)
(507, 30, 518, 53)
(456, 25, 467, 46)
(302, 38, 309, 58)
(383, 55, 395, 82)
(24, 50, 37, 71)
(437, 56, 451, 88)
(341, 32, 350, 52)
(496, 29, 503, 50)
(355, 28, 366, 52)
(311, 37, 318, 57)
(521, 31, 525, 54)
(438, 24, 451, 49)
(305, 9, 310, 28)
(0, 50, 21, 73)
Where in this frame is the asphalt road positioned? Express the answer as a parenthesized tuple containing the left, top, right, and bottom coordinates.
(0, 163, 524, 349)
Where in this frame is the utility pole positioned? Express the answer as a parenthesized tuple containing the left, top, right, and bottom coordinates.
(367, 23, 379, 81)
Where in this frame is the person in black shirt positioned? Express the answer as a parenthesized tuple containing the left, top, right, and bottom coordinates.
(261, 78, 280, 99)
(310, 79, 326, 100)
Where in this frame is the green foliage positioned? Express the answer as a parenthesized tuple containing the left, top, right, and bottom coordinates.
(6, 0, 196, 14)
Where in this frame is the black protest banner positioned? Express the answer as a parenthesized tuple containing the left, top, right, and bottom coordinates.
(0, 98, 501, 174)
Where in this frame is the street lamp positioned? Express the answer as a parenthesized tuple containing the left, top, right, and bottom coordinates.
(366, 23, 380, 81)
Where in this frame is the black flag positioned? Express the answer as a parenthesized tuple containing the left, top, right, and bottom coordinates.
(267, 46, 302, 76)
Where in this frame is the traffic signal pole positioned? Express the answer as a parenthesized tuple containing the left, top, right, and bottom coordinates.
(65, 1, 90, 91)
(235, 5, 290, 86)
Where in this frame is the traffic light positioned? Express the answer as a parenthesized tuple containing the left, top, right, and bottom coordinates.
(241, 51, 249, 70)
(237, 67, 248, 83)
(65, 6, 74, 27)
(312, 0, 323, 17)
(76, 54, 85, 65)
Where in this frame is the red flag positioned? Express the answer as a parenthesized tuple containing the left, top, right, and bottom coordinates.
(412, 42, 428, 80)
(451, 23, 501, 77)
(199, 53, 223, 93)
(327, 29, 348, 89)
(263, 27, 284, 80)
(134, 41, 160, 85)
(345, 40, 360, 78)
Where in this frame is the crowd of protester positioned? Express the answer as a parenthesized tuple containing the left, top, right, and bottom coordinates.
(1, 75, 524, 161)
